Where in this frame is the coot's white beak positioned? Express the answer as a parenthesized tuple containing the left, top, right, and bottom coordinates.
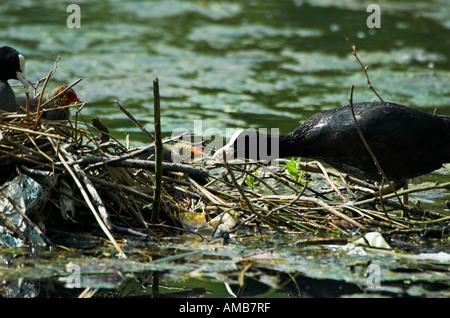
(212, 129, 244, 162)
(16, 71, 33, 88)
(16, 54, 33, 89)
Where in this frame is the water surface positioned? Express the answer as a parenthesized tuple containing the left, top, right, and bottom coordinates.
(2, 0, 449, 136)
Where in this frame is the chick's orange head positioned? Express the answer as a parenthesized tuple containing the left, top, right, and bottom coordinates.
(60, 86, 80, 103)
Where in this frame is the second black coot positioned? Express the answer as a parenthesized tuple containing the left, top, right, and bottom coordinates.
(213, 102, 450, 184)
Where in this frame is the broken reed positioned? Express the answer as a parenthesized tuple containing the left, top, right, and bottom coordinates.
(152, 78, 162, 223)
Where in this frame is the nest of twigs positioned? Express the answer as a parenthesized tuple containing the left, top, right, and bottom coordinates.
(1, 71, 449, 258)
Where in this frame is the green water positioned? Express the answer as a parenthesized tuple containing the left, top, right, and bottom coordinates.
(0, 0, 449, 298)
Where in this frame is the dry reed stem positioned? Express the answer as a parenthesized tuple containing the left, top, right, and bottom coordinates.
(47, 136, 126, 258)
(346, 48, 410, 217)
(223, 159, 284, 233)
(152, 78, 163, 223)
(346, 37, 383, 102)
(115, 101, 155, 141)
(313, 161, 348, 202)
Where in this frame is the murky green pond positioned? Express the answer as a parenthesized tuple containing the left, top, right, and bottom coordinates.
(0, 0, 449, 298)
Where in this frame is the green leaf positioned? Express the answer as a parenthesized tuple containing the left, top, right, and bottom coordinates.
(245, 174, 255, 190)
(285, 157, 299, 180)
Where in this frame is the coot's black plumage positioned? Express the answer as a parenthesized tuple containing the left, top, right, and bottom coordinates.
(0, 46, 32, 112)
(214, 102, 450, 184)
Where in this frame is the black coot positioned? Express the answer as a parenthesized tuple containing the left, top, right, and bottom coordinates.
(214, 102, 450, 184)
(0, 46, 33, 112)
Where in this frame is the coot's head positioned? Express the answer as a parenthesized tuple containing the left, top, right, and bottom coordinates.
(213, 129, 280, 162)
(0, 46, 32, 88)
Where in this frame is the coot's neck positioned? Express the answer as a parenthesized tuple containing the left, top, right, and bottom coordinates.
(250, 132, 306, 160)
(278, 133, 306, 158)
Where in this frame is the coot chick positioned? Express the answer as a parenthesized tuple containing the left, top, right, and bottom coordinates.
(17, 86, 79, 120)
(213, 102, 450, 184)
(0, 46, 33, 112)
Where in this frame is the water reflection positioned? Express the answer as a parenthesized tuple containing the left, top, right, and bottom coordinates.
(1, 230, 449, 298)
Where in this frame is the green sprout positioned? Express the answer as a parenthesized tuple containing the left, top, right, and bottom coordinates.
(245, 170, 259, 191)
(284, 157, 305, 189)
